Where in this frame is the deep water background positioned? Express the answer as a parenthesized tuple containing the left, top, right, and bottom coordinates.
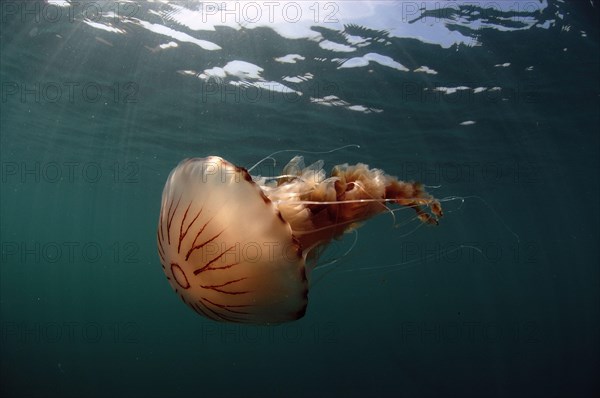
(1, 1, 599, 397)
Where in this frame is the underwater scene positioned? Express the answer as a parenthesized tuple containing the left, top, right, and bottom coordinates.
(1, 1, 598, 397)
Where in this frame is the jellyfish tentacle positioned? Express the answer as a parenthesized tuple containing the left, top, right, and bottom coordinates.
(385, 180, 443, 226)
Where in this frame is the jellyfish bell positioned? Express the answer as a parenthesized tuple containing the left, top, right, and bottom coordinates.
(157, 155, 442, 325)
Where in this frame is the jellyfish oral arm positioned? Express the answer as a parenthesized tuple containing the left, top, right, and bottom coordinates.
(266, 159, 443, 254)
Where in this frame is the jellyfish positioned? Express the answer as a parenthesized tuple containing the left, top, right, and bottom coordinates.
(157, 155, 442, 324)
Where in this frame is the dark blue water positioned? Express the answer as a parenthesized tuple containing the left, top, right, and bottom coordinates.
(1, 1, 598, 397)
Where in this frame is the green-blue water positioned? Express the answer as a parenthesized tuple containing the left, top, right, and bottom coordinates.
(1, 1, 598, 397)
